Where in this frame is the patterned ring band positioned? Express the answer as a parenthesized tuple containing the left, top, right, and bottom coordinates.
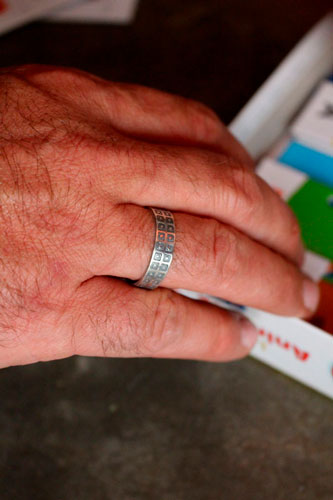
(133, 207, 176, 290)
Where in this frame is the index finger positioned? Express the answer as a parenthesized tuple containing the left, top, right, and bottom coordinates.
(15, 65, 253, 165)
(96, 81, 254, 165)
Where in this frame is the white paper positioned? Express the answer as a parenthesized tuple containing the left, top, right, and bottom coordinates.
(0, 0, 70, 35)
(47, 0, 139, 24)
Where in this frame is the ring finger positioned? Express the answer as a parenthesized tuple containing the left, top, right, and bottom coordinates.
(83, 204, 319, 317)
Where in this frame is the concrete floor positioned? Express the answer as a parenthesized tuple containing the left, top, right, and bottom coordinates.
(0, 1, 333, 498)
(1, 357, 333, 499)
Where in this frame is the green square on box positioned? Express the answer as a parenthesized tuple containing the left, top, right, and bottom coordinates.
(288, 180, 333, 260)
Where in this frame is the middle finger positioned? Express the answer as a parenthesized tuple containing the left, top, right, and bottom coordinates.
(99, 141, 304, 266)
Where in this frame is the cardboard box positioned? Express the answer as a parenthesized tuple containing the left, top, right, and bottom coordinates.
(178, 14, 333, 400)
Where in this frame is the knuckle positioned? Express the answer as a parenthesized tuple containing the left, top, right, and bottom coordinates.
(10, 64, 76, 84)
(0, 64, 39, 82)
(77, 285, 140, 357)
(289, 211, 301, 239)
(0, 72, 60, 142)
(209, 220, 240, 288)
(118, 142, 167, 198)
(173, 213, 210, 278)
(0, 65, 54, 97)
(287, 208, 302, 246)
(134, 146, 162, 185)
(86, 287, 182, 358)
(218, 160, 264, 220)
(231, 164, 264, 219)
(118, 205, 157, 268)
(143, 289, 182, 354)
(8, 63, 45, 75)
(185, 100, 223, 142)
(115, 83, 163, 111)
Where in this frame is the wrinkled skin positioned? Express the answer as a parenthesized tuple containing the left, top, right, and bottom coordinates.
(0, 65, 319, 368)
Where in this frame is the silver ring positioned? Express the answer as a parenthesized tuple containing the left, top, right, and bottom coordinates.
(133, 207, 175, 290)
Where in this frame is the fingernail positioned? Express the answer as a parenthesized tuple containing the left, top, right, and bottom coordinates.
(302, 279, 320, 312)
(240, 318, 258, 349)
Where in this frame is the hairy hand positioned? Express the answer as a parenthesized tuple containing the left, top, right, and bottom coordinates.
(0, 65, 318, 368)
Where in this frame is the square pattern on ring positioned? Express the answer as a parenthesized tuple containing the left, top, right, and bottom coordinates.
(135, 207, 175, 289)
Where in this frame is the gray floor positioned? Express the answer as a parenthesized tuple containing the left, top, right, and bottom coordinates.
(1, 1, 333, 499)
(1, 357, 333, 499)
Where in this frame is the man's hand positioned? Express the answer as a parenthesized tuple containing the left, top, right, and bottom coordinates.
(0, 65, 319, 368)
